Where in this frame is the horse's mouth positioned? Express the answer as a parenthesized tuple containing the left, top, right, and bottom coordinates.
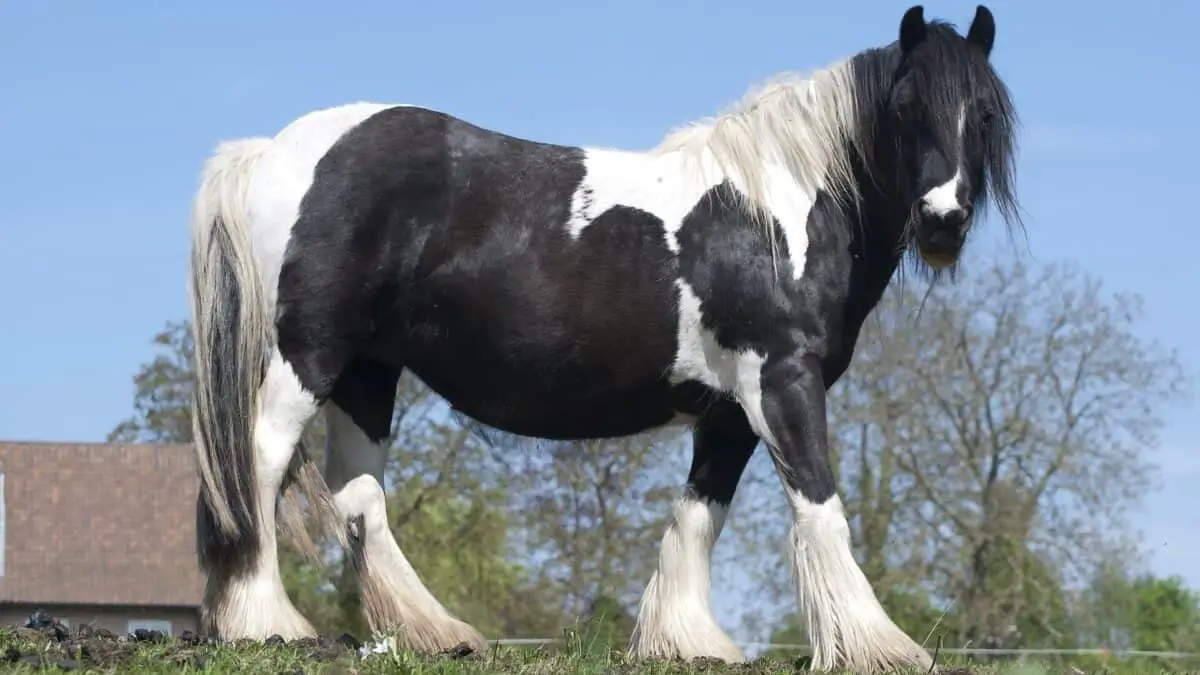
(914, 219, 968, 270)
(919, 249, 959, 270)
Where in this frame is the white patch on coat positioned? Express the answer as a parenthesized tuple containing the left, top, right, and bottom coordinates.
(563, 145, 818, 449)
(564, 147, 815, 275)
(919, 166, 964, 217)
(669, 280, 777, 447)
(242, 102, 402, 313)
(564, 148, 721, 252)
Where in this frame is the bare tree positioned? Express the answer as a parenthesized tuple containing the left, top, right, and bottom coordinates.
(738, 257, 1190, 646)
(883, 260, 1188, 642)
(509, 430, 691, 616)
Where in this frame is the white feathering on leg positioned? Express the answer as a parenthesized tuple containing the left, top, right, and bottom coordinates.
(785, 491, 932, 673)
(325, 405, 485, 654)
(630, 495, 743, 663)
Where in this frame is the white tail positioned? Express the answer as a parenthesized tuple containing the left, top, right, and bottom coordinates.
(188, 137, 275, 570)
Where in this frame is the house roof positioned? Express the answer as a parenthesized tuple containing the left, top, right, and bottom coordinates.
(0, 441, 205, 608)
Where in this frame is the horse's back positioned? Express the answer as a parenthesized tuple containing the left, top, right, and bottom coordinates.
(242, 101, 582, 310)
(263, 104, 702, 438)
(243, 102, 406, 308)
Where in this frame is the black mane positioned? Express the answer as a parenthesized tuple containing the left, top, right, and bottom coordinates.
(851, 19, 1022, 233)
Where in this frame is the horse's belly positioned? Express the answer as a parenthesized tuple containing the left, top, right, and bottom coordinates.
(404, 350, 679, 440)
(392, 301, 681, 439)
(460, 386, 680, 440)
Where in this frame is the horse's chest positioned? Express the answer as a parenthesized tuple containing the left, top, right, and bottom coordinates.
(667, 278, 768, 398)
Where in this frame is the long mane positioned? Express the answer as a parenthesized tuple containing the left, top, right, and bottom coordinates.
(650, 60, 872, 264)
(650, 20, 1021, 272)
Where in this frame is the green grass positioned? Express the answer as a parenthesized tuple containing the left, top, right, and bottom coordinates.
(0, 626, 1193, 674)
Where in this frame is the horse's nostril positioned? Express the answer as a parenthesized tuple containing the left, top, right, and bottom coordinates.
(940, 207, 970, 231)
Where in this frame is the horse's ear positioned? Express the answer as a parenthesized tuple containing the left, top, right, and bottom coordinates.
(966, 5, 996, 57)
(899, 5, 927, 54)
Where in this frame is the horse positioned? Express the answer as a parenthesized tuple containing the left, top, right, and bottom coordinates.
(186, 4, 1019, 673)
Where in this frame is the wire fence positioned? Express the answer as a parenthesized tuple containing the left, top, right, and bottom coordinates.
(482, 637, 1200, 660)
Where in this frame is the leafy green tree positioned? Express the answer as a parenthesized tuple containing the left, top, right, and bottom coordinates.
(951, 533, 1074, 649)
(1078, 562, 1200, 653)
(1128, 575, 1200, 652)
(108, 320, 195, 444)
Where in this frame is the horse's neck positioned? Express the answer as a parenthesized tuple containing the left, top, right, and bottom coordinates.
(847, 136, 911, 292)
(845, 197, 907, 326)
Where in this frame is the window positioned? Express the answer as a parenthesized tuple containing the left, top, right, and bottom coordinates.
(0, 472, 6, 578)
(127, 619, 173, 637)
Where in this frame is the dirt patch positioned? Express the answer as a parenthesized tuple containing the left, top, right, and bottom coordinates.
(5, 610, 492, 672)
(5, 609, 385, 671)
(5, 610, 978, 674)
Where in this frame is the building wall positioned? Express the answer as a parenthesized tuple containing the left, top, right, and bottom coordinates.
(0, 603, 199, 637)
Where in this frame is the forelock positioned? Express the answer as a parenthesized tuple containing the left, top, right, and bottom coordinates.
(907, 23, 996, 137)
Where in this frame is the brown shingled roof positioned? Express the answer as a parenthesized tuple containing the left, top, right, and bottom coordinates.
(0, 442, 204, 607)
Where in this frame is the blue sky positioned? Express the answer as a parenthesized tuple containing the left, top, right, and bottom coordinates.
(1, 0, 1196, 638)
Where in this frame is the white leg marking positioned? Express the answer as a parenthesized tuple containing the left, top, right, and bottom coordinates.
(325, 404, 486, 653)
(784, 490, 931, 673)
(630, 496, 743, 662)
(212, 351, 320, 640)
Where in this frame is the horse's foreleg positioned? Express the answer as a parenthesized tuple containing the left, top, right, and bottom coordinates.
(758, 351, 931, 674)
(629, 404, 758, 663)
(323, 365, 486, 654)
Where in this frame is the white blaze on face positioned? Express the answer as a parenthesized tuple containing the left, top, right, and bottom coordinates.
(918, 102, 969, 218)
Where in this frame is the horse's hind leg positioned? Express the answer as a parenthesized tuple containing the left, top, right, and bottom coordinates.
(629, 403, 759, 663)
(324, 359, 487, 654)
(204, 349, 322, 640)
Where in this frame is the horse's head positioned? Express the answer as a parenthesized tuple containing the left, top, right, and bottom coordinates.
(882, 5, 1019, 270)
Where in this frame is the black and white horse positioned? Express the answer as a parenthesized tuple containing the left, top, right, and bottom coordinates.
(187, 5, 1018, 672)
